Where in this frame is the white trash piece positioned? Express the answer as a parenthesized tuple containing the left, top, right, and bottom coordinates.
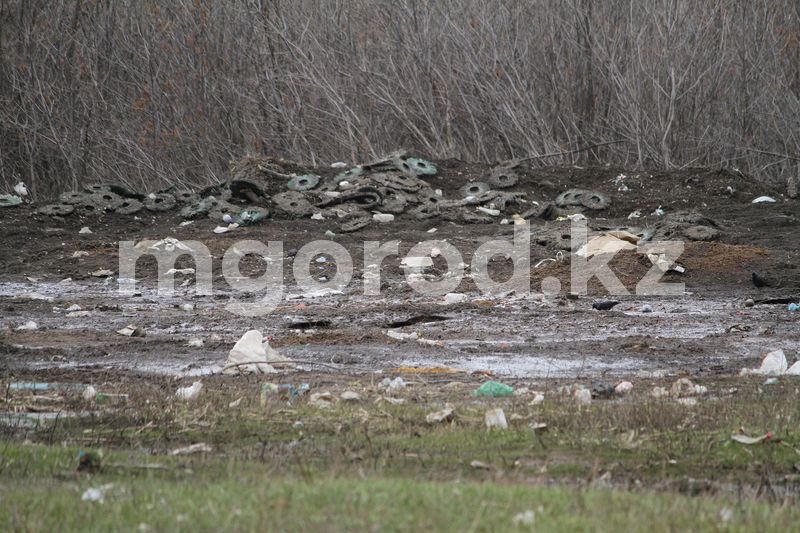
(485, 408, 508, 430)
(379, 377, 406, 391)
(752, 196, 776, 204)
(224, 330, 293, 374)
(426, 407, 454, 424)
(372, 213, 395, 223)
(82, 385, 97, 401)
(79, 226, 92, 234)
(614, 381, 634, 395)
(15, 320, 38, 331)
(441, 293, 468, 305)
(176, 380, 203, 400)
(740, 349, 788, 376)
(82, 483, 114, 503)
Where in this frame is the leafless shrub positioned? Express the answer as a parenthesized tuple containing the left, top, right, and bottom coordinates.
(0, 0, 798, 198)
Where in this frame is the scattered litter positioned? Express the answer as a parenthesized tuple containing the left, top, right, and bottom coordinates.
(375, 396, 406, 405)
(116, 325, 144, 337)
(379, 377, 406, 391)
(373, 213, 395, 223)
(229, 397, 242, 408)
(652, 206, 665, 216)
(77, 449, 103, 471)
(167, 268, 195, 276)
(187, 338, 204, 348)
(764, 378, 778, 385)
(789, 303, 800, 312)
(260, 383, 310, 404)
(179, 303, 195, 311)
(640, 304, 653, 313)
(426, 407, 454, 424)
(82, 483, 114, 503)
(441, 293, 468, 305)
(175, 380, 203, 400)
(286, 287, 344, 299)
(627, 210, 641, 219)
(473, 381, 514, 397)
(731, 432, 773, 445)
(9, 382, 85, 391)
(82, 386, 97, 401)
(484, 408, 508, 430)
(752, 196, 776, 204)
(15, 320, 38, 331)
(646, 251, 685, 273)
(14, 182, 28, 196)
(615, 381, 634, 395)
(311, 212, 324, 220)
(470, 460, 491, 470)
(670, 378, 708, 397)
(169, 443, 213, 456)
(66, 310, 91, 318)
(213, 223, 239, 234)
(222, 213, 233, 223)
(90, 269, 114, 277)
(0, 194, 22, 207)
(512, 511, 535, 526)
(331, 161, 347, 168)
(309, 392, 338, 409)
(148, 238, 194, 253)
(340, 391, 362, 402)
(575, 231, 638, 258)
(223, 330, 292, 374)
(740, 349, 792, 376)
(573, 388, 592, 405)
(386, 329, 418, 341)
(72, 250, 90, 258)
(79, 226, 93, 234)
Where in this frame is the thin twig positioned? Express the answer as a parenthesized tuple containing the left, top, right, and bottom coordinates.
(741, 148, 800, 162)
(516, 140, 627, 162)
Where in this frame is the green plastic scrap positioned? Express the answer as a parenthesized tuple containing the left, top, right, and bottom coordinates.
(180, 196, 217, 219)
(0, 194, 22, 207)
(472, 381, 514, 397)
(235, 209, 267, 226)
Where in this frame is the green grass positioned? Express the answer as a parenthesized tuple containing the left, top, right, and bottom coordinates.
(3, 375, 800, 530)
(2, 443, 799, 532)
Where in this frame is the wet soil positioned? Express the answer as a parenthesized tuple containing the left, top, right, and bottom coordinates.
(1, 163, 799, 381)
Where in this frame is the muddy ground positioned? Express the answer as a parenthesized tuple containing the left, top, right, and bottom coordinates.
(1, 162, 799, 383)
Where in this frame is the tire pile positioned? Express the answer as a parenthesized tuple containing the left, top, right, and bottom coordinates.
(36, 152, 612, 233)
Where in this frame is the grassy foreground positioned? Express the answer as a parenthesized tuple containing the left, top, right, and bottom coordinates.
(2, 444, 799, 532)
(2, 373, 800, 531)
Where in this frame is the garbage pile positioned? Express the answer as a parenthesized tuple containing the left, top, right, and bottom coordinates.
(29, 150, 613, 233)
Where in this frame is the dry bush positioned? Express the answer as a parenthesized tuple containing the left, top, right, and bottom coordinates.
(0, 0, 798, 198)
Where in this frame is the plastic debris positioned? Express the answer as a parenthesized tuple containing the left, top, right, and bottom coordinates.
(373, 213, 395, 223)
(731, 432, 773, 445)
(223, 330, 292, 374)
(670, 378, 708, 397)
(484, 408, 508, 430)
(575, 232, 638, 258)
(473, 381, 514, 397)
(0, 194, 22, 207)
(752, 196, 776, 204)
(82, 483, 114, 503)
(77, 449, 103, 471)
(512, 511, 535, 526)
(340, 391, 362, 402)
(90, 269, 114, 277)
(175, 380, 203, 400)
(260, 383, 310, 404)
(116, 325, 144, 337)
(640, 304, 653, 313)
(426, 407, 454, 424)
(379, 377, 406, 391)
(187, 338, 204, 348)
(573, 388, 592, 405)
(441, 293, 468, 305)
(15, 320, 38, 331)
(82, 385, 97, 401)
(740, 349, 789, 376)
(169, 443, 213, 456)
(14, 182, 28, 196)
(79, 226, 93, 234)
(615, 381, 634, 395)
(309, 392, 338, 408)
(789, 303, 800, 312)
